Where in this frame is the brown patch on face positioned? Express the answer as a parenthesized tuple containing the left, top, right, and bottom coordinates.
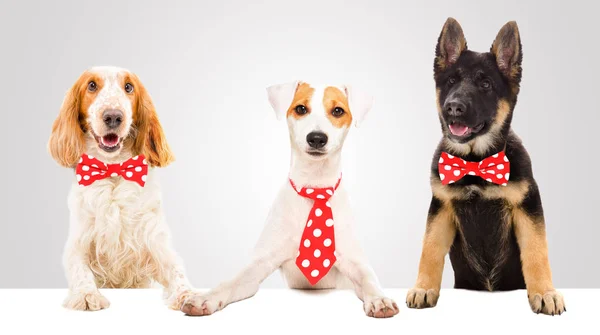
(435, 88, 443, 116)
(48, 71, 104, 167)
(286, 82, 314, 120)
(414, 200, 457, 291)
(492, 99, 511, 129)
(79, 73, 104, 122)
(323, 86, 352, 128)
(120, 72, 139, 119)
(512, 208, 555, 297)
(128, 73, 175, 167)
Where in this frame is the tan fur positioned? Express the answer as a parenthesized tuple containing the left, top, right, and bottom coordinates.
(431, 175, 529, 205)
(129, 73, 175, 167)
(513, 207, 565, 314)
(323, 86, 352, 128)
(490, 99, 511, 131)
(415, 203, 457, 290)
(286, 82, 314, 119)
(512, 209, 554, 294)
(482, 179, 530, 205)
(407, 202, 456, 308)
(48, 72, 102, 167)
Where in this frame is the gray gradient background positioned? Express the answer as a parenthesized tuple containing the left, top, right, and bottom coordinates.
(0, 0, 598, 288)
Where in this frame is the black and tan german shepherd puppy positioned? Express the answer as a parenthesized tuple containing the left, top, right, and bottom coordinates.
(406, 18, 565, 315)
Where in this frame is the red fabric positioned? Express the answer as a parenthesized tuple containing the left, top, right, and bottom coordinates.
(438, 151, 510, 186)
(290, 177, 341, 285)
(75, 154, 149, 187)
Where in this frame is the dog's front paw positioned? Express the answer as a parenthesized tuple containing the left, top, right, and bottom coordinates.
(528, 290, 566, 316)
(63, 290, 110, 311)
(181, 291, 227, 316)
(406, 287, 439, 309)
(363, 297, 399, 318)
(165, 288, 193, 310)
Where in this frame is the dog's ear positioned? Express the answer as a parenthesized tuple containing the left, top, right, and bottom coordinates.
(48, 74, 87, 167)
(131, 74, 174, 168)
(344, 85, 373, 127)
(435, 17, 467, 71)
(491, 21, 522, 81)
(266, 81, 300, 120)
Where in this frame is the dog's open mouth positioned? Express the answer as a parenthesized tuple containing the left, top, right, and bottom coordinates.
(448, 122, 484, 138)
(93, 132, 122, 152)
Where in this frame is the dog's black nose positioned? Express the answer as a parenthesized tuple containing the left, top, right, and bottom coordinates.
(306, 131, 328, 149)
(102, 109, 123, 129)
(445, 101, 467, 116)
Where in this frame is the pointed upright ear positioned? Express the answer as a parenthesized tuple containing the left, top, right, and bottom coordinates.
(48, 75, 87, 167)
(435, 17, 467, 71)
(266, 81, 299, 120)
(491, 21, 522, 81)
(131, 74, 174, 168)
(344, 85, 373, 127)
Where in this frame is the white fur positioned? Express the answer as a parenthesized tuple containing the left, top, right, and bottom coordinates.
(60, 67, 192, 311)
(182, 81, 397, 318)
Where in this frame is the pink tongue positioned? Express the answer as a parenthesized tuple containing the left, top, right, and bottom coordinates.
(449, 124, 469, 136)
(102, 134, 119, 146)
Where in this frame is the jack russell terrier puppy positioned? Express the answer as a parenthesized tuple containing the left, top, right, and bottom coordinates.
(181, 81, 399, 318)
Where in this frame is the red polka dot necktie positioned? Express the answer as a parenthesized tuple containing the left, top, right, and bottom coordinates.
(290, 177, 341, 285)
(438, 151, 510, 186)
(75, 154, 149, 187)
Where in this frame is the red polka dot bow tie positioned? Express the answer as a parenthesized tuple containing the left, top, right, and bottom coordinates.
(290, 177, 341, 285)
(75, 154, 149, 187)
(438, 151, 510, 186)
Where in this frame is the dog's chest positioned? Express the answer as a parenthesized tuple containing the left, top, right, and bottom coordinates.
(452, 195, 510, 259)
(450, 191, 526, 290)
(76, 178, 151, 223)
(71, 178, 160, 287)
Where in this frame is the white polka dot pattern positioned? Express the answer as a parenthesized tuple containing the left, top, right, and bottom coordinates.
(437, 151, 510, 186)
(75, 154, 149, 187)
(290, 177, 340, 285)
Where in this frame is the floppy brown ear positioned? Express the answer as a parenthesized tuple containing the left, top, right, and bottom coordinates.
(132, 75, 174, 168)
(435, 17, 467, 71)
(491, 21, 522, 81)
(48, 77, 86, 167)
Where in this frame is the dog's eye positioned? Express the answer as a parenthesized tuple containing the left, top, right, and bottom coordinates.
(87, 81, 97, 92)
(481, 79, 491, 90)
(332, 107, 345, 117)
(448, 77, 456, 85)
(124, 83, 134, 93)
(295, 105, 308, 115)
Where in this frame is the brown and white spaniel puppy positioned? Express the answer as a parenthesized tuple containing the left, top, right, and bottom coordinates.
(48, 66, 192, 311)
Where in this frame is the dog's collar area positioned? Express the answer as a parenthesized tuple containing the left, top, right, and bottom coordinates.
(75, 153, 149, 187)
(438, 151, 510, 186)
(289, 174, 342, 196)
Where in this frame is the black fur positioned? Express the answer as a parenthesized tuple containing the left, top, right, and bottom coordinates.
(430, 19, 544, 291)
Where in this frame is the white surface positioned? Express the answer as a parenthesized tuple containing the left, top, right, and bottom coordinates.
(0, 289, 594, 334)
